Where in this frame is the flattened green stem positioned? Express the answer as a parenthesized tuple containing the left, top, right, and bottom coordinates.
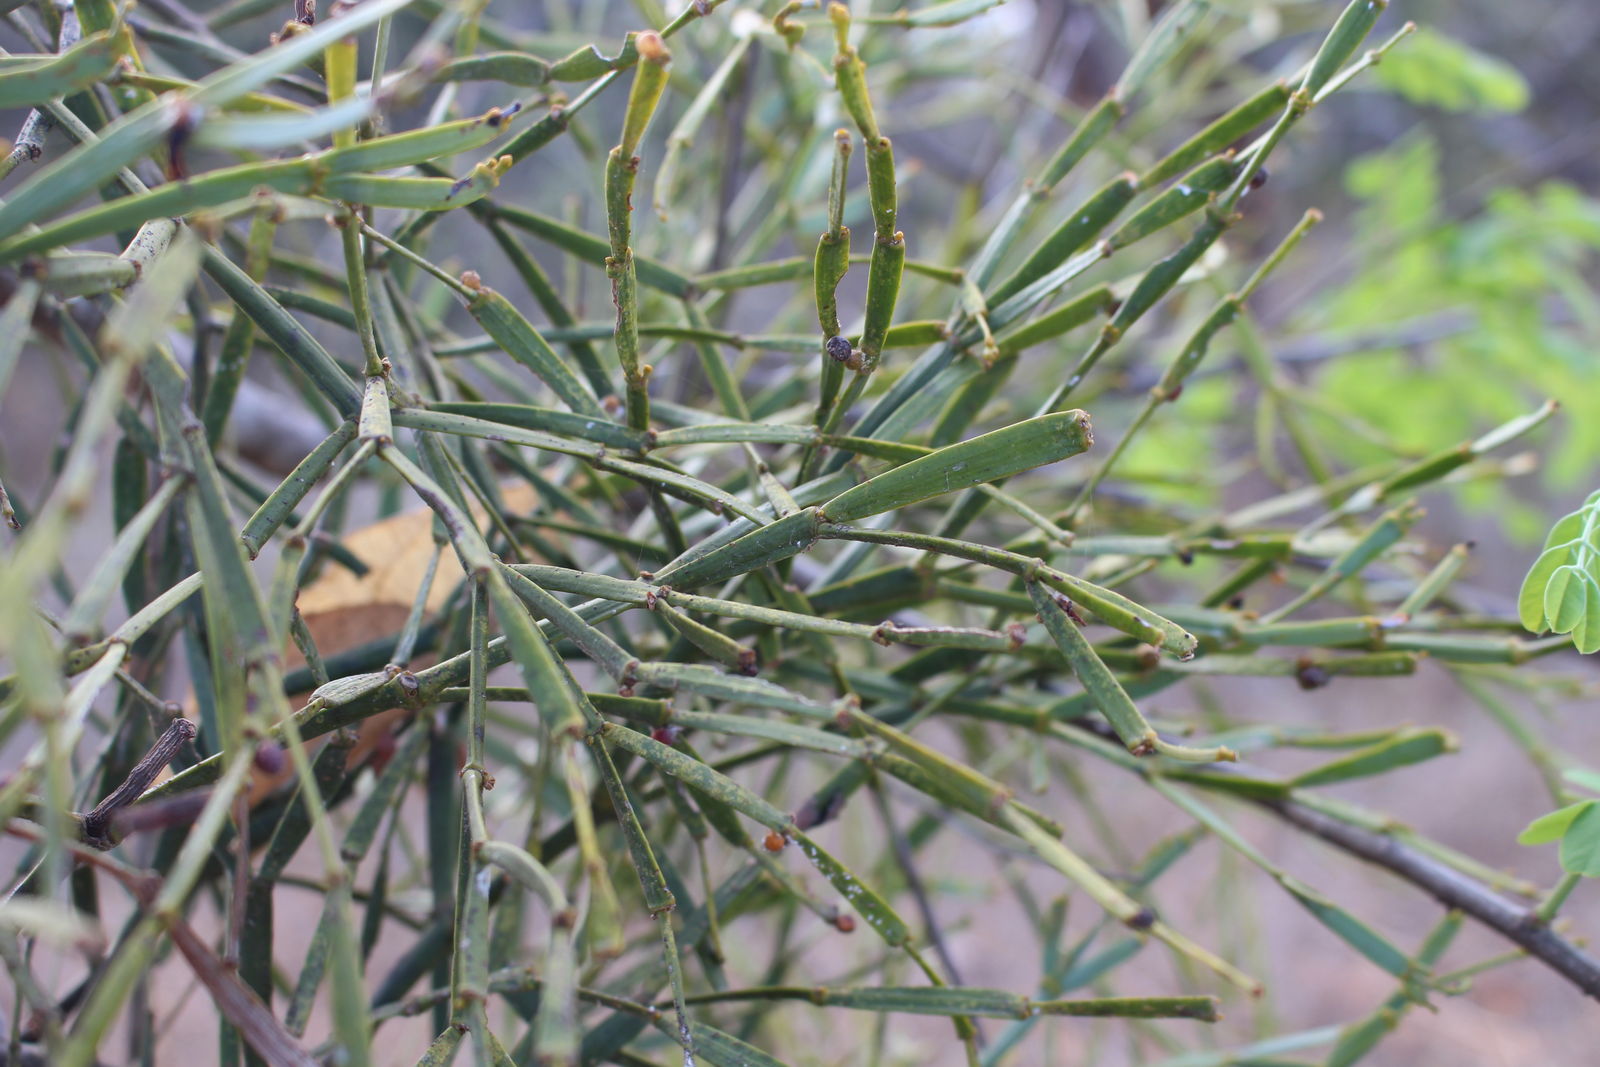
(1221, 0, 1389, 210)
(990, 92, 1126, 275)
(240, 421, 358, 556)
(823, 410, 1093, 523)
(1310, 399, 1557, 531)
(999, 806, 1259, 996)
(650, 413, 1097, 592)
(339, 213, 385, 382)
(648, 594, 758, 675)
(496, 563, 633, 680)
(858, 226, 905, 374)
(61, 474, 186, 644)
(829, 4, 879, 143)
(1314, 19, 1417, 102)
(691, 253, 961, 292)
(815, 3, 906, 413)
(601, 721, 922, 952)
(1030, 583, 1232, 763)
(379, 442, 596, 740)
(857, 4, 1386, 528)
(987, 173, 1138, 308)
(358, 375, 392, 444)
(816, 525, 1194, 655)
(1262, 502, 1424, 623)
(653, 34, 751, 220)
(1149, 778, 1422, 981)
(583, 730, 694, 1059)
(810, 128, 855, 449)
(671, 984, 1217, 1020)
(0, 145, 513, 262)
(507, 563, 1021, 652)
(1139, 81, 1289, 188)
(1065, 209, 1321, 521)
(202, 245, 362, 414)
(0, 30, 118, 108)
(202, 201, 278, 445)
(492, 203, 694, 297)
(1045, 208, 1232, 413)
(60, 572, 202, 677)
(453, 583, 493, 1046)
(605, 31, 671, 431)
(0, 278, 40, 402)
(1114, 0, 1214, 103)
(479, 214, 614, 398)
(1396, 543, 1472, 619)
(459, 281, 607, 418)
(0, 1, 469, 228)
(475, 841, 569, 921)
(274, 713, 371, 1066)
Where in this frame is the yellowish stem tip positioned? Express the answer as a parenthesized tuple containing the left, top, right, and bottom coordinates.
(636, 31, 670, 64)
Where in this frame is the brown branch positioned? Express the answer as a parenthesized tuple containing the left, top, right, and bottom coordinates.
(1261, 796, 1600, 1001)
(1065, 716, 1600, 1001)
(165, 916, 320, 1067)
(81, 718, 198, 848)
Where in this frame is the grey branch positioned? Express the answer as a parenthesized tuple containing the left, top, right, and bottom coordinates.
(1262, 796, 1600, 1000)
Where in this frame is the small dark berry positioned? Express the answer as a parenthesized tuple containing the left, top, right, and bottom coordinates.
(1295, 659, 1331, 691)
(253, 741, 286, 775)
(825, 335, 853, 362)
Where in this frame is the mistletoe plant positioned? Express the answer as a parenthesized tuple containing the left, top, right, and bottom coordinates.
(0, 1, 1593, 1066)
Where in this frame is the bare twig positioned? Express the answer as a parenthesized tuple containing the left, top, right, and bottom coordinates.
(80, 718, 198, 848)
(1262, 797, 1600, 1001)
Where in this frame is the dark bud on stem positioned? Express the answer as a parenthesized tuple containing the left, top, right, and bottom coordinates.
(253, 741, 287, 776)
(1295, 658, 1331, 691)
(795, 789, 846, 830)
(825, 335, 854, 362)
(736, 647, 759, 677)
(165, 101, 201, 181)
(1247, 167, 1270, 191)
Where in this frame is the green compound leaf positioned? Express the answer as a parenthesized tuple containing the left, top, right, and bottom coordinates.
(1518, 489, 1600, 651)
(1559, 803, 1600, 878)
(1517, 800, 1593, 846)
(1543, 566, 1596, 640)
(1375, 28, 1531, 113)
